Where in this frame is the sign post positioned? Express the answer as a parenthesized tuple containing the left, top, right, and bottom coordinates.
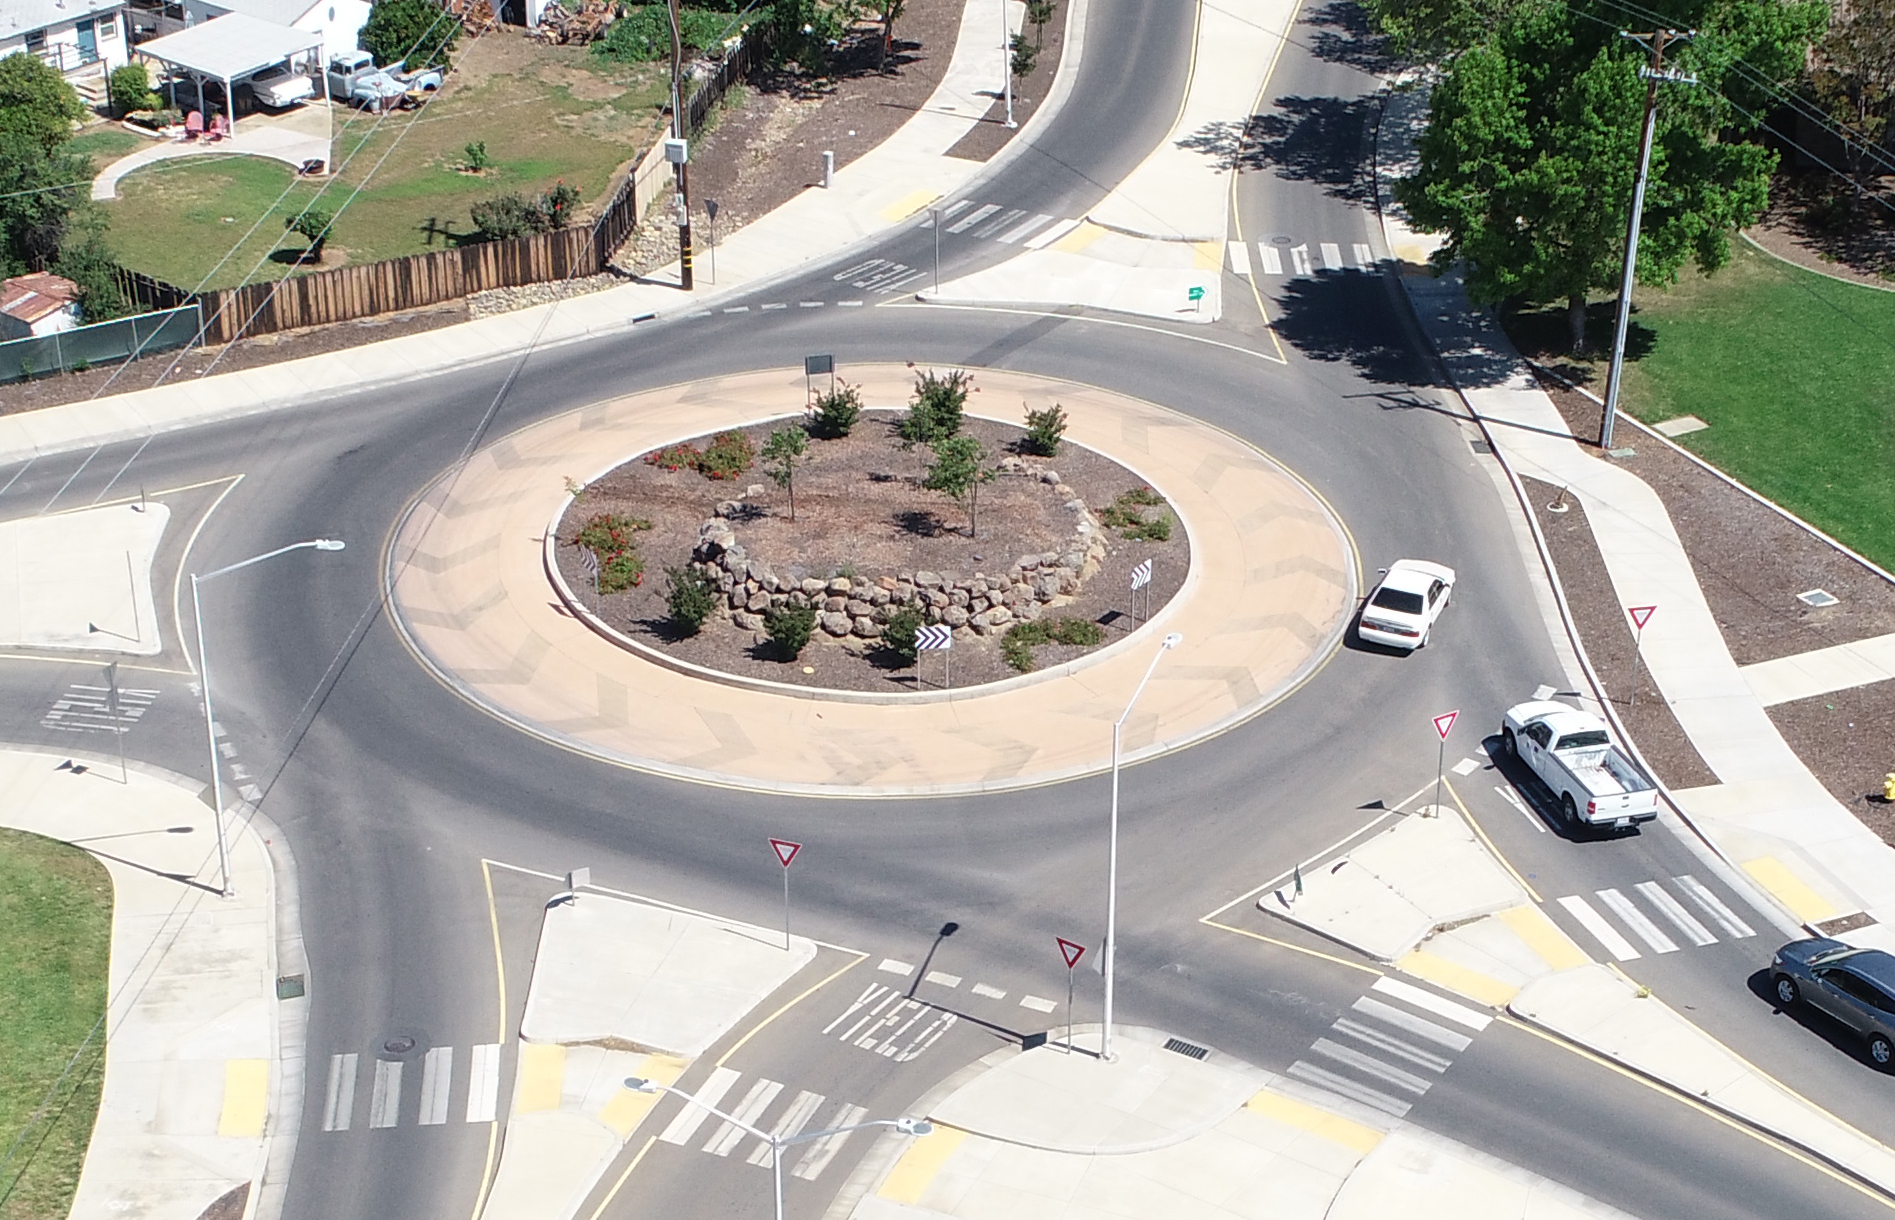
(770, 838, 801, 950)
(1188, 285, 1205, 314)
(1130, 559, 1152, 622)
(917, 623, 952, 689)
(1056, 938, 1085, 1052)
(1626, 605, 1656, 709)
(804, 354, 835, 406)
(1431, 710, 1459, 816)
(704, 198, 718, 283)
(106, 660, 126, 783)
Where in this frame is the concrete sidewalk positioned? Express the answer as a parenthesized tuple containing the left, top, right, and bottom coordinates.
(1375, 85, 1895, 950)
(0, 749, 303, 1220)
(0, 0, 1079, 470)
(91, 103, 333, 201)
(0, 500, 169, 654)
(850, 1025, 1640, 1220)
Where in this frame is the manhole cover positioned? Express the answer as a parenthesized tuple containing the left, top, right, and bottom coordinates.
(1270, 235, 1293, 246)
(383, 1036, 416, 1055)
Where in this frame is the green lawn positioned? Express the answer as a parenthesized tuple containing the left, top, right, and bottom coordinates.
(66, 126, 150, 172)
(1616, 243, 1895, 570)
(0, 829, 111, 1220)
(102, 37, 669, 288)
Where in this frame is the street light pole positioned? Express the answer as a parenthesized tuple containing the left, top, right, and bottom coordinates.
(192, 539, 345, 897)
(1102, 630, 1182, 1062)
(1001, 0, 1015, 129)
(624, 1077, 931, 1220)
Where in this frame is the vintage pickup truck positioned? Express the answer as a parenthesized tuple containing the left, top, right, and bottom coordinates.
(325, 50, 444, 109)
(1500, 700, 1659, 830)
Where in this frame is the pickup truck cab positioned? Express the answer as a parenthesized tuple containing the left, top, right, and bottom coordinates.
(326, 50, 443, 109)
(1500, 700, 1658, 830)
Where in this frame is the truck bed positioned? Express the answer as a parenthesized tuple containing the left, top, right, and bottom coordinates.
(1560, 748, 1653, 798)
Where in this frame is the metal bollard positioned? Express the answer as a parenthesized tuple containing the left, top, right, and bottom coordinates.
(822, 150, 834, 189)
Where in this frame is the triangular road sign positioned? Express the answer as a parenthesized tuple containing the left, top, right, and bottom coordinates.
(1056, 937, 1085, 969)
(1627, 605, 1657, 630)
(1433, 710, 1459, 741)
(770, 838, 801, 868)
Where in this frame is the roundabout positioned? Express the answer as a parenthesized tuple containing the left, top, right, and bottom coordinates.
(386, 365, 1359, 796)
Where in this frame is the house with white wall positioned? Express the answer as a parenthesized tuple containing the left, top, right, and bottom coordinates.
(0, 0, 132, 108)
(0, 274, 82, 340)
(180, 0, 370, 65)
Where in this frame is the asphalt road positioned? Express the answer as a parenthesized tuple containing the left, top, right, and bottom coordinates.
(1, 1, 1890, 1218)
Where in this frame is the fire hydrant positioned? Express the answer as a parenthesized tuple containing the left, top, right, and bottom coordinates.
(1885, 773, 1895, 803)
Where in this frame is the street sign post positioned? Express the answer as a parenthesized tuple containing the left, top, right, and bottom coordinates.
(1431, 710, 1459, 816)
(1130, 559, 1152, 621)
(804, 354, 836, 405)
(705, 198, 718, 283)
(1626, 605, 1656, 709)
(1057, 937, 1085, 1052)
(106, 660, 126, 783)
(917, 623, 952, 688)
(1188, 285, 1205, 314)
(770, 838, 801, 950)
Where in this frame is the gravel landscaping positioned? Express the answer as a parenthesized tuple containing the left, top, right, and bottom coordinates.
(552, 402, 1189, 692)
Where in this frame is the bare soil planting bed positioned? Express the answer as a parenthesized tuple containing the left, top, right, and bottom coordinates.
(1530, 377, 1895, 839)
(553, 408, 1190, 692)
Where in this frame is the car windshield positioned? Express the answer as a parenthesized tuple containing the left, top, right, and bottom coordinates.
(1555, 730, 1609, 749)
(1371, 587, 1425, 614)
(1812, 945, 1869, 967)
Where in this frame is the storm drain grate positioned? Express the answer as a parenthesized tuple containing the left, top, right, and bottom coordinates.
(1467, 438, 1493, 455)
(1163, 1037, 1209, 1061)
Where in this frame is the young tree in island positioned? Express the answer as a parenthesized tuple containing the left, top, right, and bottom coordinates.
(923, 435, 997, 538)
(762, 426, 808, 520)
(284, 205, 335, 262)
(1383, 0, 1823, 353)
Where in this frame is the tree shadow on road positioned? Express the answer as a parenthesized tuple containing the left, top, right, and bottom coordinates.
(1266, 270, 1440, 386)
(1175, 95, 1383, 206)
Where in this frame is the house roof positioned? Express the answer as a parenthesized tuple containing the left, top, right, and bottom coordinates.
(1, 274, 80, 326)
(196, 0, 322, 29)
(1, 0, 125, 42)
(135, 11, 320, 79)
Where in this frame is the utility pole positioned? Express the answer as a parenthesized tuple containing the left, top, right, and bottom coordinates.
(1599, 28, 1694, 450)
(667, 0, 695, 290)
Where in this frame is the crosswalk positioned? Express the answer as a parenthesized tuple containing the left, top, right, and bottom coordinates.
(1284, 977, 1490, 1119)
(1552, 874, 1759, 961)
(41, 683, 157, 734)
(919, 200, 1076, 249)
(322, 1043, 502, 1132)
(822, 983, 958, 1062)
(657, 1066, 867, 1181)
(1230, 239, 1377, 277)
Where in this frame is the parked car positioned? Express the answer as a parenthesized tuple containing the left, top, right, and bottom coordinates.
(1356, 559, 1455, 650)
(1771, 938, 1895, 1068)
(1499, 700, 1659, 829)
(241, 64, 314, 109)
(326, 50, 443, 109)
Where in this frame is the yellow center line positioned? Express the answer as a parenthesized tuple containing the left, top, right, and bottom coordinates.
(468, 858, 508, 1220)
(1200, 917, 1383, 977)
(718, 950, 868, 1068)
(1444, 775, 1542, 904)
(585, 1135, 657, 1220)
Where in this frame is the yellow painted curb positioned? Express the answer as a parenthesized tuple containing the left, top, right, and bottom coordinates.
(515, 1043, 566, 1114)
(1246, 1089, 1382, 1153)
(1396, 949, 1519, 1008)
(217, 1059, 268, 1137)
(1742, 856, 1839, 924)
(878, 1126, 968, 1204)
(1497, 903, 1589, 972)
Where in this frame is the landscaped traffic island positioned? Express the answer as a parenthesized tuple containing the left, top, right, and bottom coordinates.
(550, 370, 1189, 691)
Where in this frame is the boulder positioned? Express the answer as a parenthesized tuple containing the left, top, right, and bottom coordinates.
(746, 590, 772, 613)
(733, 610, 765, 632)
(948, 589, 970, 608)
(827, 576, 853, 595)
(846, 598, 873, 617)
(1039, 469, 1061, 485)
(852, 616, 880, 637)
(915, 570, 944, 590)
(820, 612, 853, 636)
(979, 605, 1014, 628)
(801, 578, 827, 596)
(824, 596, 848, 613)
(942, 605, 970, 628)
(869, 586, 891, 607)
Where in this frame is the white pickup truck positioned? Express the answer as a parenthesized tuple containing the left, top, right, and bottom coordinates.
(1500, 700, 1659, 830)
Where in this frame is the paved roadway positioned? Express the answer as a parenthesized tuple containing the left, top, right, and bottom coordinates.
(1, 1, 1892, 1219)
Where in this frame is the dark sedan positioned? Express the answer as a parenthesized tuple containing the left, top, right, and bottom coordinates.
(1771, 937, 1895, 1068)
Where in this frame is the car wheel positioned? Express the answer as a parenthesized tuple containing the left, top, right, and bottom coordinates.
(1560, 794, 1578, 827)
(1501, 727, 1516, 756)
(1871, 1034, 1894, 1069)
(1773, 975, 1800, 1007)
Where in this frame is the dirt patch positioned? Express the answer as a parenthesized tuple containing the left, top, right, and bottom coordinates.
(555, 408, 1190, 693)
(1745, 172, 1895, 290)
(1526, 375, 1895, 845)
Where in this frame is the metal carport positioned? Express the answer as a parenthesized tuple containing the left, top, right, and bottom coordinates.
(135, 12, 325, 133)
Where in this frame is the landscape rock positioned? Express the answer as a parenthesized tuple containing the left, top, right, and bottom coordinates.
(827, 576, 853, 595)
(733, 610, 764, 631)
(801, 578, 827, 596)
(846, 598, 872, 617)
(852, 616, 880, 637)
(820, 612, 853, 636)
(943, 606, 970, 628)
(915, 570, 943, 589)
(824, 596, 848, 613)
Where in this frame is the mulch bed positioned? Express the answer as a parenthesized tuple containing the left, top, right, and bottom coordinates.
(1527, 376, 1895, 839)
(553, 406, 1189, 692)
(1745, 172, 1895, 290)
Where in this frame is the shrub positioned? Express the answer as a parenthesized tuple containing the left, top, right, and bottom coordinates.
(1001, 616, 1106, 672)
(592, 6, 738, 62)
(1021, 402, 1066, 456)
(469, 185, 578, 241)
(761, 426, 807, 518)
(809, 381, 863, 438)
(898, 369, 970, 447)
(1100, 487, 1171, 540)
(462, 140, 491, 172)
(572, 512, 652, 594)
(764, 603, 817, 659)
(762, 0, 848, 70)
(666, 565, 720, 634)
(283, 206, 334, 261)
(645, 442, 701, 472)
(600, 548, 646, 592)
(108, 64, 159, 117)
(359, 0, 460, 70)
(882, 607, 926, 663)
(922, 434, 996, 537)
(698, 430, 756, 480)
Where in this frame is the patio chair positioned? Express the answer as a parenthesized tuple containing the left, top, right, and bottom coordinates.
(207, 112, 230, 142)
(182, 110, 203, 141)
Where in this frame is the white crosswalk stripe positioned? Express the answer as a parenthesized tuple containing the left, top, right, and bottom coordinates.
(704, 1078, 783, 1155)
(323, 1043, 506, 1131)
(946, 203, 1002, 233)
(1023, 217, 1080, 249)
(1560, 894, 1642, 960)
(1291, 244, 1312, 275)
(1354, 242, 1375, 270)
(1636, 881, 1716, 946)
(998, 213, 1055, 244)
(1283, 979, 1489, 1121)
(1677, 874, 1757, 938)
(661, 1066, 739, 1145)
(746, 1089, 825, 1166)
(793, 1103, 868, 1180)
(919, 200, 972, 226)
(418, 1047, 453, 1125)
(466, 1043, 501, 1123)
(368, 1060, 402, 1129)
(1258, 245, 1283, 275)
(973, 207, 1027, 238)
(1228, 241, 1251, 275)
(323, 1053, 357, 1131)
(1597, 887, 1679, 954)
(1320, 242, 1343, 270)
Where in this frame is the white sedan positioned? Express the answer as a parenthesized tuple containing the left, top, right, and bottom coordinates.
(1356, 559, 1456, 651)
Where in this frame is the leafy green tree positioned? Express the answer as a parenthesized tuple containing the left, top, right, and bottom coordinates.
(761, 425, 808, 519)
(284, 206, 335, 262)
(1025, 0, 1055, 48)
(53, 228, 128, 322)
(1808, 0, 1895, 189)
(923, 434, 997, 538)
(876, 0, 906, 68)
(359, 0, 460, 71)
(0, 53, 86, 152)
(108, 64, 160, 117)
(0, 131, 90, 274)
(898, 368, 969, 446)
(1009, 33, 1037, 80)
(808, 380, 862, 438)
(1393, 0, 1823, 352)
(764, 0, 847, 72)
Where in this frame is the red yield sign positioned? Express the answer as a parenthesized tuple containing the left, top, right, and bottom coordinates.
(1057, 937, 1086, 969)
(770, 838, 802, 868)
(1627, 605, 1657, 630)
(1432, 710, 1459, 741)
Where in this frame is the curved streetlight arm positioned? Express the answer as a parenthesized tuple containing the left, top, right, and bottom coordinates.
(778, 1117, 933, 1149)
(626, 1079, 766, 1142)
(198, 538, 345, 583)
